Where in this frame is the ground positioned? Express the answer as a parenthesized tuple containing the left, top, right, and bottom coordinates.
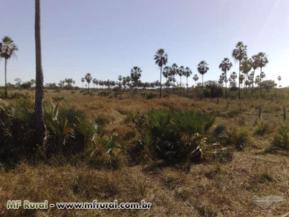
(0, 89, 289, 217)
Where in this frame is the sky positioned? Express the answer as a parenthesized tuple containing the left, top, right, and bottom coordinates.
(0, 0, 288, 87)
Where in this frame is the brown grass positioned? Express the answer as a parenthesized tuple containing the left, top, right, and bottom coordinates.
(1, 89, 289, 217)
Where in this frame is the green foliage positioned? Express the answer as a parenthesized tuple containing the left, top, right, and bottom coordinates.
(45, 102, 98, 157)
(271, 127, 289, 151)
(0, 100, 98, 166)
(132, 109, 214, 164)
(203, 81, 223, 98)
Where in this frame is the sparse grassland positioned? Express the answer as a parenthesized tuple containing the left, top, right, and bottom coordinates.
(1, 89, 289, 217)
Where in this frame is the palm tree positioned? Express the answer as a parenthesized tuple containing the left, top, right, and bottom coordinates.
(256, 52, 269, 78)
(0, 36, 18, 97)
(197, 61, 209, 87)
(130, 66, 142, 88)
(84, 73, 92, 91)
(251, 54, 259, 88)
(163, 66, 171, 84)
(34, 0, 46, 146)
(232, 41, 247, 99)
(184, 67, 192, 90)
(219, 58, 232, 96)
(193, 74, 199, 87)
(277, 76, 282, 88)
(154, 49, 168, 97)
(178, 66, 185, 87)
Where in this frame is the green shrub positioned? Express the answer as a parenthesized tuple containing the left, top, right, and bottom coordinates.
(132, 109, 214, 164)
(228, 128, 249, 150)
(0, 100, 98, 166)
(255, 122, 270, 136)
(271, 127, 289, 151)
(45, 102, 98, 158)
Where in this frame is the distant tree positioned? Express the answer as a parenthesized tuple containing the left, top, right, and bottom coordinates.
(232, 41, 247, 99)
(118, 75, 122, 88)
(178, 66, 185, 87)
(84, 73, 92, 91)
(63, 78, 75, 89)
(154, 49, 168, 97)
(251, 54, 259, 87)
(259, 80, 276, 91)
(184, 67, 192, 90)
(130, 66, 142, 88)
(197, 61, 209, 87)
(256, 52, 268, 78)
(0, 36, 18, 97)
(193, 74, 199, 87)
(14, 78, 22, 88)
(277, 76, 282, 87)
(163, 66, 171, 85)
(219, 58, 232, 96)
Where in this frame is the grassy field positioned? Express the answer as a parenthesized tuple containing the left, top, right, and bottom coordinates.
(1, 89, 289, 217)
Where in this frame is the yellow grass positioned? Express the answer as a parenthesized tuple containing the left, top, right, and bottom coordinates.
(1, 89, 289, 217)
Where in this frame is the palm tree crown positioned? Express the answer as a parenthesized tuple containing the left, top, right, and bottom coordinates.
(232, 41, 247, 61)
(197, 61, 209, 75)
(219, 58, 232, 72)
(0, 36, 18, 59)
(154, 49, 168, 67)
(130, 66, 142, 84)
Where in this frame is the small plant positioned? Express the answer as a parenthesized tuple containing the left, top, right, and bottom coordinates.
(255, 122, 270, 136)
(270, 127, 289, 151)
(228, 128, 250, 150)
(132, 109, 214, 164)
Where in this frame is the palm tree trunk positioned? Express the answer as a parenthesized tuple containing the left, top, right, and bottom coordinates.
(224, 70, 227, 98)
(259, 67, 262, 96)
(4, 59, 7, 98)
(238, 61, 241, 99)
(202, 75, 204, 88)
(159, 66, 162, 97)
(34, 0, 46, 146)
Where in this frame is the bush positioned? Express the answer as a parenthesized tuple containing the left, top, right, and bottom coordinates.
(255, 122, 270, 136)
(228, 128, 249, 150)
(271, 127, 289, 151)
(0, 100, 98, 166)
(132, 109, 214, 164)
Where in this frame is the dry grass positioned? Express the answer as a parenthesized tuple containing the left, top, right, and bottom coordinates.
(1, 89, 289, 217)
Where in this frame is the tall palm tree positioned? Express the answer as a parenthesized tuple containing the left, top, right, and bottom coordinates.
(256, 52, 268, 78)
(184, 67, 192, 90)
(0, 36, 18, 98)
(232, 41, 247, 99)
(154, 49, 168, 97)
(84, 73, 92, 91)
(34, 0, 46, 146)
(193, 74, 199, 87)
(178, 66, 185, 87)
(130, 66, 142, 88)
(219, 58, 232, 97)
(197, 61, 209, 87)
(251, 54, 259, 88)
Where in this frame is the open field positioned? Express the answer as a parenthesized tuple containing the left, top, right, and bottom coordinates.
(0, 89, 289, 217)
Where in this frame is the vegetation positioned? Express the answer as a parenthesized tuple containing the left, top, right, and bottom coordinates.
(132, 109, 214, 164)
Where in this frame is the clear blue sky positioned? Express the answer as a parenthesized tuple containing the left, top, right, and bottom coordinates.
(0, 0, 288, 86)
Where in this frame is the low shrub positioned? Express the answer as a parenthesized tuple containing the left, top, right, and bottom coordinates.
(0, 100, 98, 166)
(255, 122, 270, 136)
(228, 128, 250, 150)
(132, 109, 214, 164)
(271, 127, 289, 151)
